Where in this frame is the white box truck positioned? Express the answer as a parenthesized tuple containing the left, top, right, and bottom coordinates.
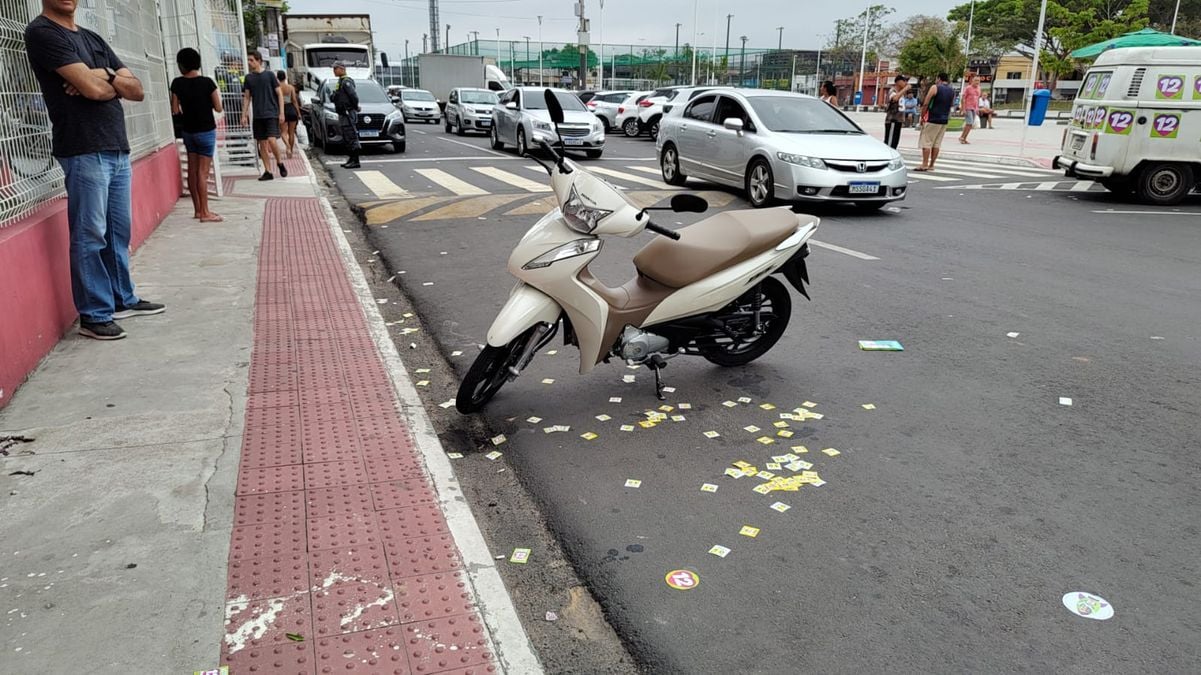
(282, 14, 374, 118)
(417, 54, 511, 104)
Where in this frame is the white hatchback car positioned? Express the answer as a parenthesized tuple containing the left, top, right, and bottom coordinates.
(584, 90, 633, 132)
(638, 86, 728, 139)
(491, 87, 605, 158)
(657, 89, 908, 210)
(615, 91, 653, 137)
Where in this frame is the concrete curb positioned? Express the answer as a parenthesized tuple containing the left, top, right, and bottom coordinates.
(304, 150, 544, 675)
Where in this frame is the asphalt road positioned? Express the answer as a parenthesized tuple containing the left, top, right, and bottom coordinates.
(315, 123, 1201, 673)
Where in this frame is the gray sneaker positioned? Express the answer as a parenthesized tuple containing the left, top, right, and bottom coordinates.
(79, 321, 127, 340)
(113, 300, 166, 319)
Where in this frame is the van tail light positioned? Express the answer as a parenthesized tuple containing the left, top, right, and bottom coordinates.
(639, 99, 654, 107)
(617, 106, 625, 114)
(1090, 133, 1099, 160)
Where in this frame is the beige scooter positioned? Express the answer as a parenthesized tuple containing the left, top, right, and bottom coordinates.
(456, 90, 819, 413)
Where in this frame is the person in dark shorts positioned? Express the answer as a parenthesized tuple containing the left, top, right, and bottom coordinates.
(171, 47, 223, 222)
(277, 70, 302, 158)
(25, 0, 165, 341)
(240, 50, 286, 180)
(330, 61, 361, 169)
(917, 73, 955, 172)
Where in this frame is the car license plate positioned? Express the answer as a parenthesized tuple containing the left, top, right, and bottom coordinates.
(848, 181, 879, 194)
(359, 130, 380, 138)
(563, 138, 584, 146)
(1071, 134, 1085, 151)
(478, 119, 491, 126)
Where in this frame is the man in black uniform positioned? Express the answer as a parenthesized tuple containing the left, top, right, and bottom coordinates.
(330, 61, 361, 169)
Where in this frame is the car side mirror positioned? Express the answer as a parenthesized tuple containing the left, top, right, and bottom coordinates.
(505, 101, 518, 110)
(723, 117, 744, 133)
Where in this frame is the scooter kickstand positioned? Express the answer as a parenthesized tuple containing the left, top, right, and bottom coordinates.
(648, 357, 668, 400)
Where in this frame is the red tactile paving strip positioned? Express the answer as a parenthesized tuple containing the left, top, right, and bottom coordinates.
(222, 198, 494, 674)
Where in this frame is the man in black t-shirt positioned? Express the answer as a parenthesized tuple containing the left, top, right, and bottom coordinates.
(25, 0, 166, 341)
(241, 50, 287, 181)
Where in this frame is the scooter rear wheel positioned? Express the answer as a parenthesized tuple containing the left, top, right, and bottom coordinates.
(697, 277, 792, 367)
(455, 327, 534, 413)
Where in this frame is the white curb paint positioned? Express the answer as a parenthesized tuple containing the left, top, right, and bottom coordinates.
(303, 149, 544, 675)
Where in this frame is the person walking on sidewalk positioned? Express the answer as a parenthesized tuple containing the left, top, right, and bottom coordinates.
(959, 74, 982, 144)
(916, 73, 954, 172)
(25, 0, 165, 341)
(883, 74, 909, 149)
(171, 48, 223, 223)
(241, 50, 287, 181)
(330, 62, 361, 169)
(277, 70, 301, 159)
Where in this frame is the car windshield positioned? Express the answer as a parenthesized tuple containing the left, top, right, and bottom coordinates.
(461, 91, 498, 104)
(354, 81, 391, 104)
(524, 91, 587, 112)
(403, 90, 436, 102)
(747, 97, 864, 134)
(307, 48, 369, 68)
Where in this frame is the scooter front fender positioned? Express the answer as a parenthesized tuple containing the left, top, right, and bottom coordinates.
(486, 283, 563, 347)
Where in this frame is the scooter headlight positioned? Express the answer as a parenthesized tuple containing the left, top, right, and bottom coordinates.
(562, 185, 613, 233)
(522, 238, 602, 270)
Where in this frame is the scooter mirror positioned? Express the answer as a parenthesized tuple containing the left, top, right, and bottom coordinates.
(670, 194, 709, 213)
(545, 89, 565, 125)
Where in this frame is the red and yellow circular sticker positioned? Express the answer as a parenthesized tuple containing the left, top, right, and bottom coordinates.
(664, 569, 700, 590)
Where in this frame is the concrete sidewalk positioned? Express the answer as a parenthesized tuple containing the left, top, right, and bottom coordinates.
(0, 151, 538, 674)
(845, 110, 1067, 168)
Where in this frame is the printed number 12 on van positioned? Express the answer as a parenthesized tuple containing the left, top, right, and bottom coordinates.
(1155, 75, 1185, 99)
(1150, 113, 1181, 138)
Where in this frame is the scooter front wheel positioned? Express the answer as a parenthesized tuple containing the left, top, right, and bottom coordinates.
(455, 328, 533, 413)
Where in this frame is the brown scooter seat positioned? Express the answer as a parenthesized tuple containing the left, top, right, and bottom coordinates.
(633, 206, 798, 289)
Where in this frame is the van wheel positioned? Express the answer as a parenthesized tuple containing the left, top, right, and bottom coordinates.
(1136, 163, 1193, 205)
(745, 158, 775, 208)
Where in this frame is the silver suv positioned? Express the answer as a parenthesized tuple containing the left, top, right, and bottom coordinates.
(444, 88, 499, 135)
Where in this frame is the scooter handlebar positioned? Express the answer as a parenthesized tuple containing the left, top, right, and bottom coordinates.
(645, 222, 681, 240)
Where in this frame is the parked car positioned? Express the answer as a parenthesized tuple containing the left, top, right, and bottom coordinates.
(638, 85, 728, 139)
(656, 89, 906, 209)
(584, 90, 633, 131)
(615, 90, 653, 137)
(396, 88, 441, 124)
(577, 90, 598, 104)
(444, 87, 499, 135)
(491, 87, 605, 158)
(309, 78, 406, 153)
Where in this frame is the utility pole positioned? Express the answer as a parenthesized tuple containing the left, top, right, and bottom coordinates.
(776, 26, 783, 51)
(691, 0, 699, 85)
(537, 16, 544, 87)
(429, 0, 441, 52)
(1171, 0, 1181, 33)
(675, 22, 682, 84)
(856, 5, 872, 110)
(725, 14, 733, 84)
(495, 28, 502, 78)
(523, 36, 530, 84)
(739, 35, 747, 88)
(815, 47, 822, 95)
(790, 53, 796, 91)
(599, 0, 605, 90)
(404, 39, 410, 87)
(576, 0, 590, 90)
(1020, 0, 1049, 158)
(445, 24, 451, 54)
(422, 33, 428, 54)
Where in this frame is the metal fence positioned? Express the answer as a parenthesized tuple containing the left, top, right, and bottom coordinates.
(0, 0, 241, 227)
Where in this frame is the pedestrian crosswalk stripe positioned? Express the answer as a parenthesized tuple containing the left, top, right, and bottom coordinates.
(907, 172, 959, 182)
(365, 196, 451, 225)
(1069, 181, 1095, 192)
(505, 197, 557, 216)
(415, 168, 488, 196)
(589, 166, 675, 189)
(909, 166, 1016, 179)
(627, 166, 664, 176)
(412, 194, 528, 221)
(936, 180, 1104, 192)
(907, 159, 1061, 177)
(470, 166, 552, 192)
(356, 170, 411, 199)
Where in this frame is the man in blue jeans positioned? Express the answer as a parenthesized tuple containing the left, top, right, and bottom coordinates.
(25, 0, 165, 340)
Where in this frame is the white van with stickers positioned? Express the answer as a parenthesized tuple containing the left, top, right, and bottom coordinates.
(1054, 46, 1201, 204)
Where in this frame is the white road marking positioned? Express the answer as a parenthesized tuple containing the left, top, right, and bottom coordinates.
(589, 166, 674, 188)
(438, 134, 510, 158)
(1091, 209, 1201, 216)
(627, 165, 665, 175)
(471, 166, 552, 192)
(415, 168, 488, 196)
(324, 156, 519, 165)
(809, 239, 880, 261)
(1034, 181, 1066, 191)
(913, 167, 1013, 179)
(912, 158, 1062, 177)
(906, 172, 959, 182)
(1069, 181, 1096, 192)
(355, 170, 410, 199)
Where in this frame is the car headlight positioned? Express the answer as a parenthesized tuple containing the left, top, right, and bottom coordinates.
(777, 152, 827, 170)
(324, 110, 339, 122)
(562, 185, 613, 234)
(402, 105, 414, 112)
(888, 154, 905, 171)
(522, 238, 602, 270)
(532, 119, 553, 132)
(386, 110, 401, 121)
(591, 120, 602, 132)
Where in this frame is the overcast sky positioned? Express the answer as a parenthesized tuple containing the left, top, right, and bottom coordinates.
(288, 0, 961, 65)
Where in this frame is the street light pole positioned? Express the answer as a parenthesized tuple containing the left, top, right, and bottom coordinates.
(856, 5, 872, 110)
(495, 27, 502, 78)
(691, 0, 699, 85)
(599, 0, 605, 90)
(725, 14, 733, 84)
(964, 0, 976, 73)
(446, 24, 451, 55)
(1020, 0, 1049, 158)
(815, 47, 822, 95)
(675, 22, 682, 83)
(404, 38, 410, 87)
(776, 26, 783, 51)
(470, 30, 479, 56)
(739, 35, 747, 88)
(1171, 0, 1181, 34)
(537, 16, 543, 87)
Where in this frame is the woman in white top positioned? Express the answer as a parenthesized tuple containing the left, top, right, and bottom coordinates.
(820, 81, 839, 107)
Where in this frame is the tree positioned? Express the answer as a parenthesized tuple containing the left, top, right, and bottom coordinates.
(240, 0, 291, 51)
(947, 0, 1150, 89)
(826, 5, 896, 72)
(898, 18, 966, 82)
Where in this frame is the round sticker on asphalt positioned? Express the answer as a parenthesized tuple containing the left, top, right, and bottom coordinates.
(665, 569, 700, 590)
(1062, 592, 1114, 620)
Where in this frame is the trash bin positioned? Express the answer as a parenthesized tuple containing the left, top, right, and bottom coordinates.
(1029, 89, 1052, 126)
(853, 91, 862, 106)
